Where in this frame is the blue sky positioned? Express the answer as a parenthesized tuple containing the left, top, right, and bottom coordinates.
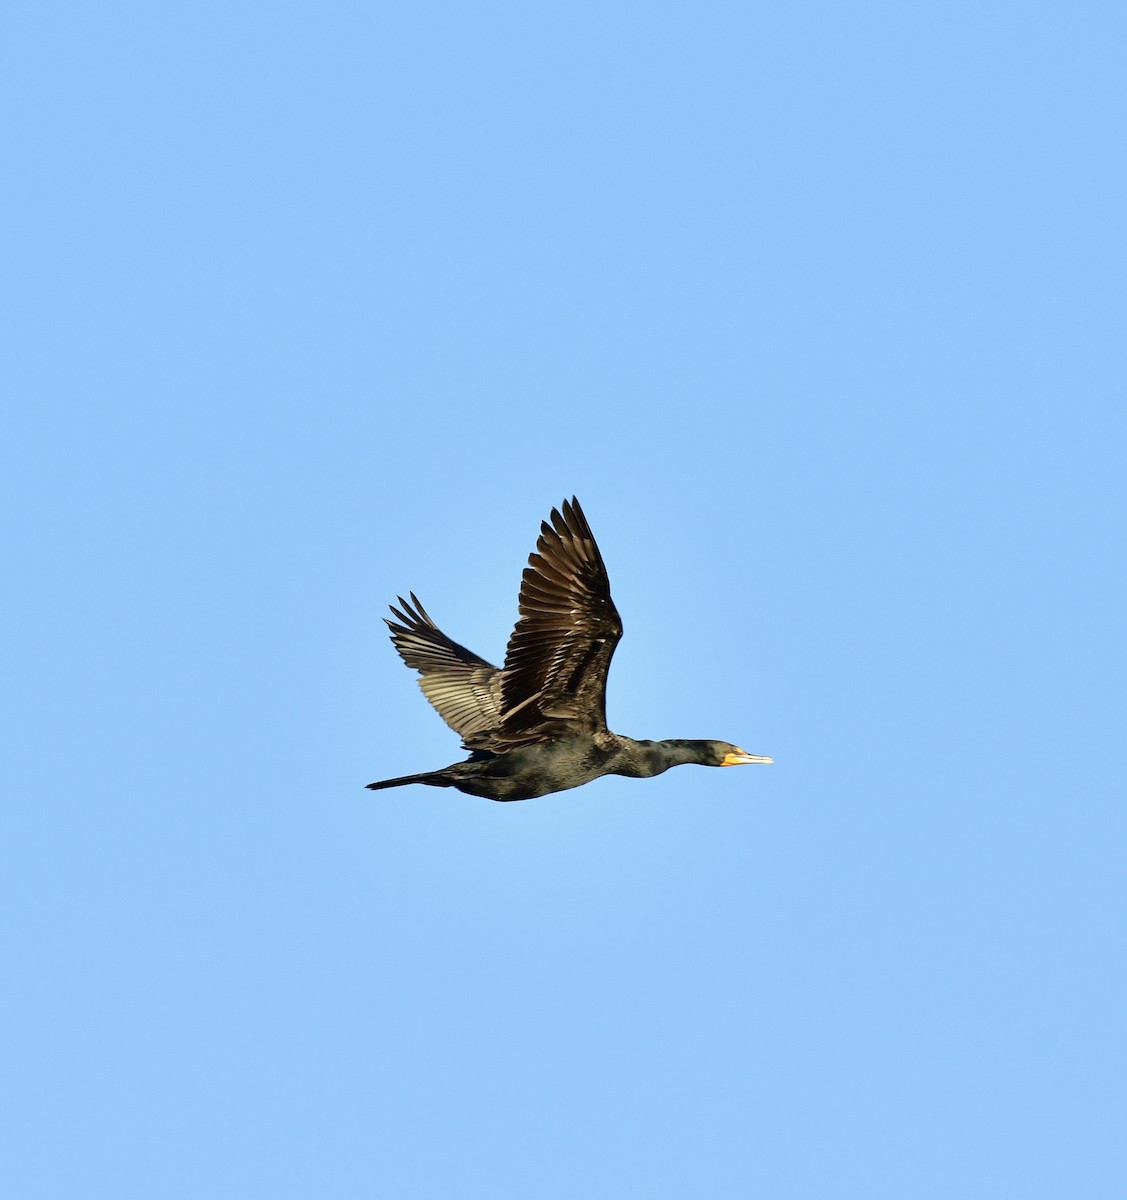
(4, 2, 1125, 1196)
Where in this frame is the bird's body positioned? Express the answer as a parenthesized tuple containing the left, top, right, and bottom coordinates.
(367, 498, 771, 802)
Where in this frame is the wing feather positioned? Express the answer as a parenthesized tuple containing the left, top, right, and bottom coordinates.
(385, 593, 503, 745)
(496, 497, 623, 742)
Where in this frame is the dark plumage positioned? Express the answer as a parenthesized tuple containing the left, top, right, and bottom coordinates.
(367, 497, 772, 801)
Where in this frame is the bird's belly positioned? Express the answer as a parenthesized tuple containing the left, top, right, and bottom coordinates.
(453, 749, 608, 802)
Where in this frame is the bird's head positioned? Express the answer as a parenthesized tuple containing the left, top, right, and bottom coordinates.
(710, 741, 773, 767)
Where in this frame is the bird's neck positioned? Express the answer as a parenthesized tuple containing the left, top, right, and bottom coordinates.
(612, 737, 712, 778)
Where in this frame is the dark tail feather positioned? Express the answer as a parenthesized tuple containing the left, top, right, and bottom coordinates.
(365, 770, 447, 792)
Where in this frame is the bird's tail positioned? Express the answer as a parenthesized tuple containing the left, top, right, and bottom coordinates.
(365, 770, 448, 792)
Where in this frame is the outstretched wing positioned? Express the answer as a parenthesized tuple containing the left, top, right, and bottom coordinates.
(385, 593, 503, 746)
(496, 497, 623, 743)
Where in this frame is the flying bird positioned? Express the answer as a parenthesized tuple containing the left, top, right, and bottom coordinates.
(367, 497, 772, 801)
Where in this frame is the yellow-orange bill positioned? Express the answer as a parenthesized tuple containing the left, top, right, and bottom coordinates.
(721, 750, 773, 766)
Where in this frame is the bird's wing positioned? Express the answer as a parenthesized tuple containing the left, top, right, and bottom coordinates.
(385, 593, 504, 745)
(496, 497, 623, 743)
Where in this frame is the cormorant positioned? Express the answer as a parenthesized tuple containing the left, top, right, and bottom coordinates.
(367, 497, 772, 801)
